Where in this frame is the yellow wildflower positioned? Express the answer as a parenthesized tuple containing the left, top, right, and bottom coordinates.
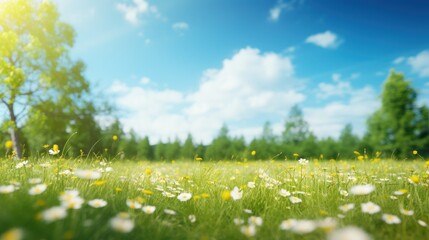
(412, 150, 418, 155)
(93, 180, 107, 186)
(4, 140, 13, 149)
(221, 191, 231, 201)
(142, 189, 153, 195)
(112, 135, 118, 141)
(251, 150, 256, 156)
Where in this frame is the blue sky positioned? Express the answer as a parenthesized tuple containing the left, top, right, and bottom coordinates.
(52, 0, 429, 143)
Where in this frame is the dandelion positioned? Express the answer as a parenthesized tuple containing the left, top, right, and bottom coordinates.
(382, 214, 401, 224)
(289, 196, 302, 204)
(240, 225, 256, 237)
(408, 175, 419, 184)
(293, 153, 299, 157)
(112, 135, 118, 141)
(399, 208, 414, 216)
(327, 226, 371, 240)
(412, 150, 418, 155)
(195, 157, 203, 161)
(29, 184, 47, 195)
(177, 192, 192, 202)
(0, 185, 15, 194)
(188, 215, 196, 223)
(74, 169, 102, 180)
(418, 220, 427, 227)
(361, 202, 381, 214)
(339, 203, 355, 213)
(42, 206, 67, 222)
(298, 158, 309, 166)
(247, 182, 256, 188)
(88, 199, 107, 208)
(349, 184, 375, 195)
(49, 144, 60, 155)
(126, 199, 142, 209)
(279, 189, 291, 197)
(142, 205, 156, 214)
(164, 209, 176, 215)
(1, 228, 24, 240)
(221, 191, 231, 200)
(4, 140, 13, 149)
(230, 187, 243, 201)
(110, 213, 134, 233)
(251, 150, 256, 156)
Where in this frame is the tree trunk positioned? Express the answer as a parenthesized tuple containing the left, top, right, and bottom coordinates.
(6, 103, 23, 159)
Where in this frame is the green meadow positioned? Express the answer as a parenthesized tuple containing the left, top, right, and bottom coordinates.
(1, 157, 428, 240)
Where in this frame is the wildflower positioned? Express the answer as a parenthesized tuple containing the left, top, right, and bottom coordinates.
(201, 193, 210, 198)
(240, 225, 256, 237)
(408, 175, 419, 184)
(327, 226, 371, 240)
(339, 203, 355, 213)
(164, 209, 176, 215)
(340, 190, 349, 197)
(126, 199, 142, 209)
(0, 185, 15, 194)
(142, 205, 156, 214)
(318, 217, 337, 233)
(357, 156, 364, 161)
(382, 214, 401, 224)
(4, 140, 13, 149)
(244, 209, 252, 214)
(112, 135, 118, 141)
(251, 150, 256, 156)
(49, 144, 60, 155)
(291, 220, 317, 234)
(42, 206, 67, 222)
(28, 178, 42, 184)
(142, 189, 153, 195)
(177, 192, 192, 202)
(280, 219, 297, 230)
(29, 184, 47, 195)
(412, 150, 418, 155)
(230, 187, 243, 201)
(74, 169, 102, 180)
(349, 184, 375, 195)
(393, 189, 408, 196)
(195, 157, 203, 161)
(418, 220, 427, 227)
(248, 216, 263, 226)
(293, 153, 299, 157)
(289, 196, 302, 204)
(279, 189, 291, 197)
(61, 196, 84, 209)
(110, 213, 134, 233)
(361, 202, 381, 214)
(59, 190, 80, 201)
(15, 161, 28, 169)
(0, 228, 24, 240)
(234, 218, 244, 225)
(399, 208, 414, 216)
(298, 158, 309, 166)
(188, 215, 196, 223)
(88, 199, 107, 208)
(247, 182, 256, 188)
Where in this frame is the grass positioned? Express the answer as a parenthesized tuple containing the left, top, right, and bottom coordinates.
(0, 157, 428, 239)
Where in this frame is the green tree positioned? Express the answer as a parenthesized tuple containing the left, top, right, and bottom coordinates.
(181, 134, 195, 159)
(121, 129, 139, 159)
(282, 105, 310, 144)
(137, 136, 153, 160)
(337, 123, 360, 159)
(366, 71, 419, 157)
(0, 0, 89, 158)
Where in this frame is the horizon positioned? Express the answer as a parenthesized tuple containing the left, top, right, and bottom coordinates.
(52, 0, 429, 144)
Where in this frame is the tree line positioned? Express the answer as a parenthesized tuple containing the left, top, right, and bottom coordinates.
(1, 0, 428, 160)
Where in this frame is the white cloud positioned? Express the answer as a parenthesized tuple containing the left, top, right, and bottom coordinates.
(110, 47, 305, 143)
(306, 86, 379, 139)
(407, 50, 429, 77)
(140, 77, 151, 85)
(268, 0, 295, 22)
(317, 81, 352, 99)
(116, 0, 157, 25)
(305, 31, 341, 49)
(332, 73, 341, 82)
(393, 56, 405, 65)
(172, 22, 189, 31)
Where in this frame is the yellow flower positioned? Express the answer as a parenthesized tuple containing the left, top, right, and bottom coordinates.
(0, 228, 23, 240)
(221, 191, 231, 201)
(142, 189, 153, 195)
(193, 195, 201, 200)
(49, 144, 60, 155)
(115, 187, 122, 192)
(145, 169, 152, 175)
(201, 193, 210, 198)
(4, 140, 13, 149)
(195, 157, 203, 161)
(251, 150, 256, 156)
(357, 156, 364, 161)
(93, 180, 107, 186)
(353, 151, 360, 155)
(412, 150, 418, 155)
(112, 135, 118, 141)
(408, 175, 419, 184)
(293, 153, 299, 157)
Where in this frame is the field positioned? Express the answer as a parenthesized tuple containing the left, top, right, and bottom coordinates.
(1, 157, 428, 240)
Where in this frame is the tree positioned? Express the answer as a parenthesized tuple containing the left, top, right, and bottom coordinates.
(181, 134, 195, 159)
(137, 136, 153, 160)
(0, 0, 89, 158)
(282, 105, 310, 144)
(337, 123, 360, 159)
(366, 71, 419, 157)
